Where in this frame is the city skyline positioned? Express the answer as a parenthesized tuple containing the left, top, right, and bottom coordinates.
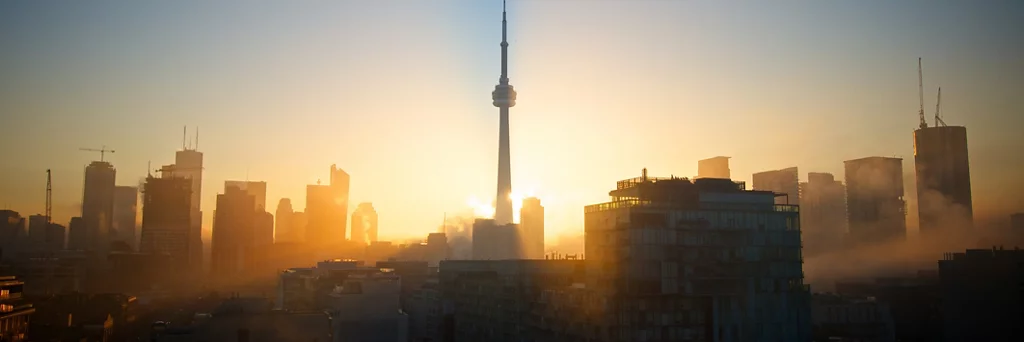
(2, 1, 1023, 242)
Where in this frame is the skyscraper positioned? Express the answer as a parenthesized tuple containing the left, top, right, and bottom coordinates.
(519, 197, 544, 259)
(491, 1, 517, 225)
(67, 216, 84, 250)
(305, 184, 332, 244)
(800, 172, 848, 256)
(696, 156, 731, 179)
(845, 157, 907, 247)
(753, 166, 800, 205)
(351, 202, 378, 245)
(80, 161, 116, 255)
(174, 140, 204, 272)
(224, 181, 267, 212)
(275, 198, 293, 242)
(913, 125, 973, 237)
(139, 176, 192, 270)
(112, 186, 138, 250)
(330, 165, 350, 243)
(212, 186, 255, 274)
(254, 211, 274, 247)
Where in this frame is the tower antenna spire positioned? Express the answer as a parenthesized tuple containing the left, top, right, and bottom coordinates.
(195, 126, 199, 150)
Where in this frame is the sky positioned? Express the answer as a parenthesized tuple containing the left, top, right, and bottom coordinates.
(1, 0, 1022, 243)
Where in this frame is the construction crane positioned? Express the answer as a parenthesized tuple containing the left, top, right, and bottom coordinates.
(45, 169, 52, 225)
(918, 58, 928, 129)
(154, 165, 204, 178)
(934, 87, 947, 127)
(79, 146, 115, 161)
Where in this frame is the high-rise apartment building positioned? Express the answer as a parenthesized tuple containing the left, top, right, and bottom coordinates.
(139, 176, 192, 270)
(80, 161, 116, 255)
(291, 211, 307, 244)
(753, 166, 800, 205)
(212, 186, 255, 274)
(351, 202, 378, 245)
(330, 165, 350, 243)
(696, 156, 731, 179)
(845, 157, 907, 247)
(583, 171, 811, 341)
(913, 126, 973, 236)
(112, 186, 138, 249)
(224, 181, 267, 212)
(520, 197, 544, 259)
(800, 172, 848, 256)
(275, 198, 293, 242)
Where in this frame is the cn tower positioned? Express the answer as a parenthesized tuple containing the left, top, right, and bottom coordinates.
(492, 0, 517, 225)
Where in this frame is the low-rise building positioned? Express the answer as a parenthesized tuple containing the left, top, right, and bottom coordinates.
(812, 294, 894, 342)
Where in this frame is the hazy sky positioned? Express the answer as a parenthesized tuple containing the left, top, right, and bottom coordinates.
(2, 0, 1022, 242)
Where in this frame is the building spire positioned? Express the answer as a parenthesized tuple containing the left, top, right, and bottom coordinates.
(500, 0, 508, 83)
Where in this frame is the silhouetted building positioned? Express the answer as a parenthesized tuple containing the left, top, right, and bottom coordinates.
(254, 210, 274, 247)
(1014, 213, 1024, 233)
(812, 294, 895, 342)
(274, 198, 293, 242)
(472, 219, 521, 260)
(0, 275, 34, 342)
(1, 210, 28, 257)
(66, 217, 85, 251)
(27, 215, 64, 252)
(291, 211, 307, 244)
(139, 176, 192, 270)
(583, 170, 811, 341)
(914, 126, 973, 237)
(425, 233, 450, 266)
(151, 297, 333, 342)
(753, 166, 800, 205)
(224, 180, 267, 212)
(800, 172, 848, 256)
(351, 202, 378, 245)
(520, 197, 544, 259)
(80, 161, 116, 256)
(331, 165, 350, 244)
(111, 186, 137, 250)
(939, 248, 1024, 341)
(834, 271, 942, 342)
(6, 251, 88, 295)
(305, 184, 332, 244)
(212, 186, 255, 274)
(696, 156, 731, 179)
(165, 145, 205, 274)
(438, 260, 584, 342)
(845, 157, 907, 247)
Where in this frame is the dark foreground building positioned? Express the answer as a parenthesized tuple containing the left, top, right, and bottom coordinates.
(939, 248, 1024, 342)
(0, 276, 34, 342)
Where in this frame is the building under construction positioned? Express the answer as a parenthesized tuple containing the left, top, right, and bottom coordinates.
(914, 126, 973, 235)
(913, 59, 973, 237)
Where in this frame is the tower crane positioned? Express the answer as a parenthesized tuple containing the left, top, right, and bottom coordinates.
(918, 58, 928, 129)
(45, 169, 52, 225)
(934, 87, 947, 127)
(154, 165, 204, 178)
(79, 146, 115, 161)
